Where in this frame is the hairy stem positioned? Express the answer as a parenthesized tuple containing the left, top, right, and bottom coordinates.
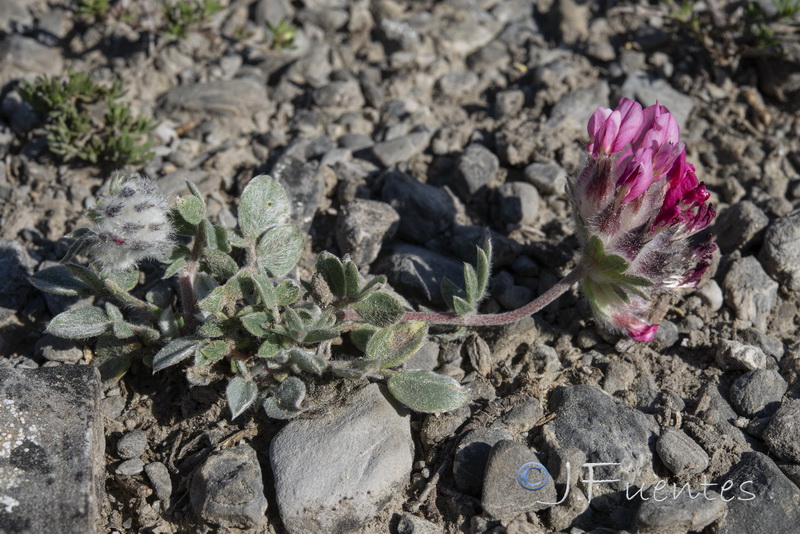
(337, 265, 584, 327)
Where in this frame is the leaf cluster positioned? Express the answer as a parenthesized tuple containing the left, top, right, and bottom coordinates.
(163, 0, 223, 39)
(34, 176, 481, 421)
(18, 72, 154, 166)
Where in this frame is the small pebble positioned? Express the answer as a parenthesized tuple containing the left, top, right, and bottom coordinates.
(117, 429, 147, 459)
(116, 458, 145, 476)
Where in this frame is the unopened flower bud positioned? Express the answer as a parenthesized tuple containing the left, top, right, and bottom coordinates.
(85, 173, 174, 273)
(570, 98, 716, 341)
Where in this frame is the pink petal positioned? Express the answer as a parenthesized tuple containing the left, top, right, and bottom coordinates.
(630, 324, 658, 342)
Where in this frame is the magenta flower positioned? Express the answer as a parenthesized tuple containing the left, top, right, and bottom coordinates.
(570, 98, 716, 342)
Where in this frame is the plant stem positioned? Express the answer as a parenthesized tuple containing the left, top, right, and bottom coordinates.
(337, 265, 585, 327)
(178, 260, 198, 333)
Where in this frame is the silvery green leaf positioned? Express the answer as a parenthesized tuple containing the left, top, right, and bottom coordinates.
(365, 321, 428, 368)
(275, 280, 301, 306)
(257, 334, 283, 358)
(282, 308, 304, 336)
(222, 227, 248, 248)
(46, 306, 111, 339)
(349, 324, 378, 352)
(176, 194, 205, 225)
(226, 376, 258, 420)
(185, 179, 204, 200)
(65, 264, 107, 294)
(388, 370, 471, 413)
(163, 257, 187, 280)
(105, 302, 124, 322)
(250, 271, 277, 309)
(211, 224, 232, 253)
(343, 260, 361, 298)
(354, 291, 405, 327)
(152, 337, 202, 372)
(30, 265, 91, 296)
(316, 252, 346, 298)
(476, 240, 491, 298)
(195, 340, 228, 365)
(452, 296, 474, 316)
(238, 175, 290, 241)
(240, 312, 271, 337)
(106, 268, 139, 292)
(357, 274, 386, 299)
(157, 307, 180, 338)
(464, 263, 478, 304)
(288, 347, 326, 375)
(198, 286, 225, 313)
(198, 317, 226, 338)
(275, 376, 306, 411)
(200, 219, 218, 249)
(263, 397, 300, 420)
(93, 334, 138, 382)
(257, 224, 304, 277)
(202, 249, 239, 280)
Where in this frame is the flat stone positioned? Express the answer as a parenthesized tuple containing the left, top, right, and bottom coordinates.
(453, 428, 514, 496)
(116, 430, 147, 459)
(493, 181, 541, 227)
(451, 144, 499, 200)
(372, 128, 433, 167)
(144, 462, 172, 502)
(396, 513, 442, 534)
(696, 279, 723, 312)
(714, 201, 768, 253)
(437, 9, 501, 55)
(714, 452, 800, 533)
(729, 369, 787, 418)
(312, 80, 365, 110)
(0, 366, 103, 534)
(762, 399, 800, 463)
(372, 243, 464, 308)
(159, 79, 268, 117)
(115, 458, 144, 476)
(523, 162, 567, 196)
(541, 385, 659, 493)
(481, 440, 557, 519)
(270, 384, 413, 534)
(190, 443, 268, 530)
(760, 207, 800, 291)
(0, 35, 63, 87)
(381, 171, 456, 244)
(437, 71, 479, 98)
(636, 487, 726, 533)
(715, 340, 768, 372)
(655, 427, 709, 476)
(722, 256, 778, 331)
(336, 199, 400, 267)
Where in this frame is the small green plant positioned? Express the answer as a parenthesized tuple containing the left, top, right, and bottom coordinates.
(267, 20, 297, 51)
(19, 72, 154, 166)
(163, 0, 223, 39)
(33, 174, 482, 418)
(77, 0, 112, 20)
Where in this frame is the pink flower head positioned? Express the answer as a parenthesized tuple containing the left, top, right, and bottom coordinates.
(569, 98, 716, 342)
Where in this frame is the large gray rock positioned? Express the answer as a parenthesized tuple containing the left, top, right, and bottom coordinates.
(714, 452, 800, 534)
(159, 79, 268, 117)
(762, 399, 800, 463)
(0, 35, 63, 87)
(372, 128, 433, 167)
(0, 238, 34, 324)
(729, 369, 787, 418)
(381, 171, 456, 244)
(481, 440, 557, 519)
(760, 208, 800, 291)
(714, 201, 769, 253)
(453, 428, 514, 496)
(336, 199, 400, 267)
(492, 181, 541, 227)
(541, 385, 659, 493)
(270, 157, 326, 233)
(0, 366, 104, 534)
(451, 144, 499, 200)
(655, 427, 709, 476)
(190, 443, 268, 529)
(270, 384, 413, 534)
(636, 487, 726, 533)
(722, 256, 778, 331)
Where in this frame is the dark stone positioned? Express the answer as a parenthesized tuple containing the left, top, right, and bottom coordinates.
(0, 238, 34, 323)
(336, 199, 400, 267)
(450, 144, 499, 200)
(762, 399, 800, 463)
(452, 428, 514, 496)
(492, 181, 541, 227)
(381, 171, 456, 244)
(729, 369, 788, 418)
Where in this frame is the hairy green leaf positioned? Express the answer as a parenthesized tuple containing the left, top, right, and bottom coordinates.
(46, 306, 110, 339)
(93, 334, 139, 382)
(354, 291, 405, 327)
(388, 370, 471, 413)
(30, 265, 91, 296)
(275, 280, 301, 306)
(152, 337, 201, 372)
(176, 194, 205, 225)
(240, 312, 271, 337)
(202, 249, 239, 280)
(238, 175, 290, 241)
(366, 321, 428, 368)
(257, 224, 303, 277)
(316, 252, 346, 298)
(226, 376, 258, 419)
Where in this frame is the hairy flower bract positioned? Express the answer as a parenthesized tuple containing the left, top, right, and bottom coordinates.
(570, 98, 716, 341)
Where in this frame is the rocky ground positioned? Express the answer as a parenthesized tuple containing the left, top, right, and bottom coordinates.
(1, 0, 800, 533)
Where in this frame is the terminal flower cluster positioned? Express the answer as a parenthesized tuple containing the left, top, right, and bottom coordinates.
(570, 98, 716, 341)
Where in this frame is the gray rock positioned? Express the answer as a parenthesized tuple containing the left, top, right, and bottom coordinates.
(619, 70, 694, 128)
(437, 71, 479, 98)
(0, 0, 35, 33)
(35, 335, 83, 363)
(481, 440, 557, 519)
(541, 385, 659, 493)
(437, 9, 501, 55)
(381, 171, 455, 244)
(270, 385, 413, 534)
(420, 406, 471, 448)
(0, 238, 34, 323)
(500, 399, 544, 434)
(523, 162, 567, 196)
(602, 360, 637, 395)
(714, 452, 800, 533)
(144, 462, 172, 502)
(312, 80, 365, 110)
(453, 428, 514, 496)
(722, 256, 778, 331)
(396, 513, 441, 534)
(696, 279, 723, 312)
(378, 19, 421, 51)
(449, 225, 520, 268)
(493, 181, 541, 227)
(762, 399, 800, 463)
(636, 487, 725, 533)
(115, 458, 144, 476)
(737, 328, 784, 362)
(494, 89, 525, 117)
(336, 199, 400, 267)
(372, 128, 433, 167)
(372, 243, 464, 308)
(116, 430, 147, 459)
(729, 369, 787, 418)
(549, 81, 611, 128)
(760, 207, 800, 291)
(490, 270, 533, 310)
(714, 201, 769, 253)
(253, 0, 294, 26)
(0, 366, 103, 534)
(655, 427, 709, 476)
(270, 157, 326, 232)
(650, 319, 680, 351)
(101, 394, 127, 420)
(452, 144, 499, 200)
(402, 340, 439, 372)
(715, 340, 768, 371)
(1, 90, 38, 133)
(159, 79, 268, 117)
(0, 35, 63, 87)
(190, 443, 268, 530)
